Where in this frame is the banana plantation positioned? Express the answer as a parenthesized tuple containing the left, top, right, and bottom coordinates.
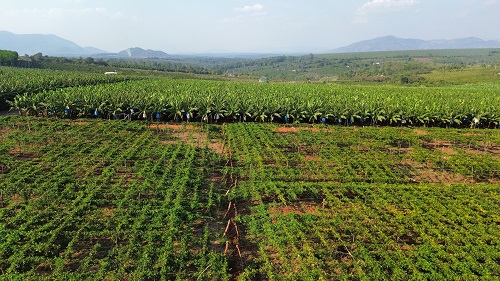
(7, 78, 500, 128)
(0, 66, 136, 110)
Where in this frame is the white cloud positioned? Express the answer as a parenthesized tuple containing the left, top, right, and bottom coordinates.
(224, 3, 267, 23)
(359, 0, 418, 12)
(91, 7, 128, 19)
(235, 3, 264, 12)
(485, 0, 498, 5)
(355, 0, 418, 23)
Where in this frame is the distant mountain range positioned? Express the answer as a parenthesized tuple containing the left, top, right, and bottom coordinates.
(2, 31, 500, 58)
(0, 31, 170, 58)
(0, 30, 107, 56)
(93, 47, 171, 59)
(332, 36, 500, 53)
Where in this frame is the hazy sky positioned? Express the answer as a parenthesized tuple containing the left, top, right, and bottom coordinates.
(1, 0, 499, 54)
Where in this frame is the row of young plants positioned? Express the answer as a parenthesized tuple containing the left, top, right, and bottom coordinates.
(8, 77, 500, 128)
(224, 123, 499, 186)
(221, 123, 500, 279)
(0, 66, 137, 110)
(236, 182, 500, 280)
(0, 117, 231, 280)
(1, 116, 499, 279)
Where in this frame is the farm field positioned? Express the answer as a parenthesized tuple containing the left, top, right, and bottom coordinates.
(1, 116, 499, 280)
(8, 78, 500, 128)
(0, 67, 142, 111)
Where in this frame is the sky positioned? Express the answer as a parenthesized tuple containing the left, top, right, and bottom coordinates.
(1, 0, 499, 54)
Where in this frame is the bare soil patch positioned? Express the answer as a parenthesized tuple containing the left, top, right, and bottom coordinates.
(464, 132, 483, 137)
(0, 128, 14, 142)
(401, 159, 474, 184)
(274, 126, 330, 134)
(414, 129, 429, 135)
(68, 236, 114, 269)
(462, 143, 500, 155)
(101, 207, 116, 218)
(354, 145, 371, 152)
(72, 121, 89, 126)
(386, 147, 413, 154)
(488, 177, 500, 183)
(269, 202, 320, 216)
(8, 148, 41, 160)
(304, 154, 321, 161)
(436, 146, 458, 155)
(479, 141, 497, 149)
(424, 139, 500, 157)
(9, 193, 24, 205)
(153, 123, 225, 155)
(462, 148, 489, 155)
(152, 123, 200, 131)
(422, 140, 456, 150)
(0, 128, 14, 135)
(275, 127, 300, 133)
(206, 139, 225, 155)
(114, 169, 141, 185)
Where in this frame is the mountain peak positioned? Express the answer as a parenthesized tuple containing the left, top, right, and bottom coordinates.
(0, 30, 107, 56)
(333, 36, 500, 53)
(117, 47, 170, 58)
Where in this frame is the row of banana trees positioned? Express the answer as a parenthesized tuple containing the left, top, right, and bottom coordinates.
(0, 66, 135, 110)
(8, 78, 500, 128)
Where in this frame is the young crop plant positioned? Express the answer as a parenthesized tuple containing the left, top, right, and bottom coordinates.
(221, 123, 500, 280)
(0, 116, 232, 280)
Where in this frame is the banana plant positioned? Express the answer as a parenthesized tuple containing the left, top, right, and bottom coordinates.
(7, 93, 31, 116)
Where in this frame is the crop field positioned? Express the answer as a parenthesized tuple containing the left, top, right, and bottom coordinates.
(1, 116, 499, 280)
(8, 78, 500, 128)
(224, 123, 500, 279)
(0, 117, 231, 280)
(0, 67, 137, 111)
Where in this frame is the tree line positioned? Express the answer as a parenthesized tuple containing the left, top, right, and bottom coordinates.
(0, 49, 210, 75)
(0, 50, 18, 66)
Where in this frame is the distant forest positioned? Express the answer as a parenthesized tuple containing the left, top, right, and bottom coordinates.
(1, 49, 211, 74)
(2, 48, 500, 85)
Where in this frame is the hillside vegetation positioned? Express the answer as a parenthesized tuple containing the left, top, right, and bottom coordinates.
(215, 49, 500, 84)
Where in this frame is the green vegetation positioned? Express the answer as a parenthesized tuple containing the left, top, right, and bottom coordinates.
(0, 117, 230, 280)
(421, 65, 500, 84)
(0, 47, 499, 280)
(224, 123, 499, 280)
(0, 67, 138, 110)
(0, 50, 19, 67)
(216, 49, 500, 84)
(13, 52, 212, 75)
(0, 118, 499, 280)
(9, 78, 500, 128)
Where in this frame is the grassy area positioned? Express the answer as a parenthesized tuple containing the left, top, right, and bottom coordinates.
(420, 66, 500, 85)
